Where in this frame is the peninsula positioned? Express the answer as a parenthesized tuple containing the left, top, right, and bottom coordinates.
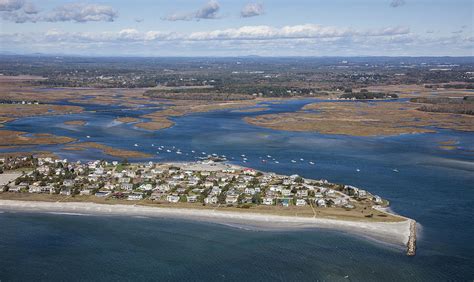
(0, 155, 416, 255)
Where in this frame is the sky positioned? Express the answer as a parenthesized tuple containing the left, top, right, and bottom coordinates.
(0, 0, 472, 56)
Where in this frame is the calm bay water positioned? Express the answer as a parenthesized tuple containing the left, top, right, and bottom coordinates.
(1, 98, 473, 280)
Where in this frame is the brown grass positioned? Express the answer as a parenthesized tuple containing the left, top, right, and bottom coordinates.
(245, 101, 474, 136)
(0, 130, 76, 147)
(115, 117, 140, 123)
(64, 120, 86, 126)
(67, 142, 152, 159)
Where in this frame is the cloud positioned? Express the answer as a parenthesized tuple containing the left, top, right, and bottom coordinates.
(2, 26, 472, 56)
(390, 0, 405, 7)
(5, 24, 410, 46)
(186, 24, 410, 41)
(1, 2, 117, 23)
(163, 0, 220, 21)
(241, 3, 264, 18)
(44, 3, 117, 22)
(22, 2, 37, 14)
(0, 0, 23, 11)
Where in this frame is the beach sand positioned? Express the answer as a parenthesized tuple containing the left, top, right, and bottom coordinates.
(0, 200, 411, 248)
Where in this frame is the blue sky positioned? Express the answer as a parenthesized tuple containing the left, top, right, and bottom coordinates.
(0, 0, 472, 56)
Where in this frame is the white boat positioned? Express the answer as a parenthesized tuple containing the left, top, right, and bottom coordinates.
(151, 144, 154, 147)
(166, 149, 171, 153)
(243, 158, 248, 161)
(309, 161, 315, 165)
(241, 154, 246, 157)
(291, 160, 296, 163)
(134, 144, 138, 147)
(393, 169, 399, 173)
(300, 158, 304, 161)
(267, 155, 272, 158)
(86, 136, 91, 139)
(202, 152, 206, 155)
(356, 169, 361, 172)
(191, 150, 195, 153)
(176, 151, 182, 155)
(275, 161, 279, 164)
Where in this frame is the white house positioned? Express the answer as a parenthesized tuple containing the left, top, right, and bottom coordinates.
(166, 195, 180, 203)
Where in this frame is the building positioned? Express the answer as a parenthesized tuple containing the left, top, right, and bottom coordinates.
(128, 193, 143, 201)
(296, 199, 307, 206)
(204, 196, 218, 205)
(166, 195, 180, 203)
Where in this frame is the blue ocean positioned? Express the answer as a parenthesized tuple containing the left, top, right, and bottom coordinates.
(1, 98, 473, 281)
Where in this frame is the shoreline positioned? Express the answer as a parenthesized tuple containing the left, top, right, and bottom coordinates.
(0, 199, 412, 252)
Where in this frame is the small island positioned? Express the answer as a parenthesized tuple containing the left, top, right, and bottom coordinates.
(0, 155, 416, 255)
(64, 120, 87, 126)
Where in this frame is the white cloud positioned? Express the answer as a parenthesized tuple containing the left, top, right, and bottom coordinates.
(0, 0, 23, 11)
(44, 3, 117, 22)
(241, 3, 264, 18)
(1, 29, 472, 56)
(163, 0, 220, 21)
(390, 0, 406, 8)
(186, 24, 409, 41)
(22, 2, 37, 14)
(1, 2, 117, 23)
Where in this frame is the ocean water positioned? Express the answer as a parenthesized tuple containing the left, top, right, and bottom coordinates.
(1, 98, 473, 280)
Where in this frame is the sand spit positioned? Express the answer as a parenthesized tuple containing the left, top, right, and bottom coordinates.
(0, 200, 411, 249)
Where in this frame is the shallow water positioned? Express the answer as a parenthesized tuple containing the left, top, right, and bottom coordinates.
(1, 98, 473, 280)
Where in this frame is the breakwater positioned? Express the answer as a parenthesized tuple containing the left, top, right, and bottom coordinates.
(407, 220, 417, 256)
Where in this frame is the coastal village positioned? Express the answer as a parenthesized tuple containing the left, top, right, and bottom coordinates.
(0, 155, 385, 212)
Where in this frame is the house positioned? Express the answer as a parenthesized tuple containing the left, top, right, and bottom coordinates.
(204, 196, 218, 205)
(316, 199, 326, 207)
(243, 168, 257, 176)
(373, 195, 383, 204)
(263, 197, 274, 205)
(297, 189, 308, 197)
(210, 186, 221, 195)
(244, 188, 256, 195)
(357, 190, 367, 198)
(150, 191, 165, 200)
(121, 183, 134, 191)
(138, 183, 153, 191)
(29, 185, 53, 194)
(128, 193, 143, 201)
(333, 197, 348, 206)
(79, 189, 91, 195)
(186, 195, 198, 203)
(296, 199, 307, 206)
(281, 189, 292, 197)
(60, 188, 72, 196)
(156, 184, 170, 192)
(119, 177, 131, 183)
(63, 179, 75, 187)
(166, 195, 180, 203)
(225, 194, 239, 204)
(8, 184, 26, 192)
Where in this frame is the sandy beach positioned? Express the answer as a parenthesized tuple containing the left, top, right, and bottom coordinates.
(0, 199, 411, 248)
